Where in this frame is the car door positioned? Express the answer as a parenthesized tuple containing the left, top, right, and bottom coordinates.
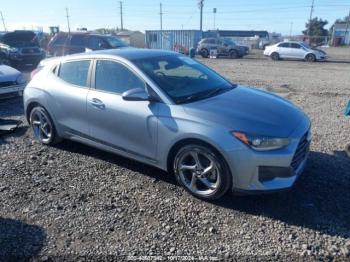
(87, 59, 159, 161)
(217, 39, 226, 55)
(49, 59, 92, 136)
(290, 43, 306, 59)
(277, 42, 293, 58)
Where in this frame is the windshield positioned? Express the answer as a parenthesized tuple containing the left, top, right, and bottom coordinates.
(133, 55, 235, 104)
(104, 36, 127, 48)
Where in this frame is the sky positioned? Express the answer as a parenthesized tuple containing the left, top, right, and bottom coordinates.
(1, 0, 349, 35)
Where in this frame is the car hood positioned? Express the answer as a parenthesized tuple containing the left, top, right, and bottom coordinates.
(2, 31, 38, 47)
(182, 86, 307, 137)
(0, 65, 21, 82)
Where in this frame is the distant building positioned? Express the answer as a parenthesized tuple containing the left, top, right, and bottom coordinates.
(332, 23, 350, 46)
(116, 30, 145, 48)
(146, 30, 202, 53)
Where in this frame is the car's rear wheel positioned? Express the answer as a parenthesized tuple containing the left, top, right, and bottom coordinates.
(305, 54, 316, 62)
(271, 52, 280, 61)
(173, 144, 231, 200)
(345, 143, 350, 158)
(29, 106, 61, 145)
(229, 50, 238, 59)
(200, 48, 209, 58)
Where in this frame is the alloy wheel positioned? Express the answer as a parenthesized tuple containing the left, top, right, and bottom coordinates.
(31, 108, 53, 144)
(176, 147, 221, 197)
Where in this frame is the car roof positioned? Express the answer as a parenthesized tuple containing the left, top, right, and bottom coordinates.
(58, 48, 179, 61)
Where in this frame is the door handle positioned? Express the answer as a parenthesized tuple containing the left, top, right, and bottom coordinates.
(90, 98, 105, 109)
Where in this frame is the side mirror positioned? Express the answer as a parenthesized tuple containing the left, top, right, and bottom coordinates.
(122, 88, 151, 101)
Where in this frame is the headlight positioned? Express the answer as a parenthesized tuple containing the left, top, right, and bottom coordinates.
(16, 74, 26, 85)
(232, 131, 291, 151)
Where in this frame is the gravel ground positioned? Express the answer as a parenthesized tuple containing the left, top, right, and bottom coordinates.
(1, 49, 350, 261)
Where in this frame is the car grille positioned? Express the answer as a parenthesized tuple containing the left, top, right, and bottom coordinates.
(291, 131, 310, 170)
(0, 81, 17, 88)
(21, 47, 40, 54)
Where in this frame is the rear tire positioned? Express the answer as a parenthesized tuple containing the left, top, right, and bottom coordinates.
(271, 52, 280, 61)
(229, 50, 238, 59)
(345, 143, 350, 158)
(173, 144, 232, 200)
(305, 54, 316, 62)
(29, 106, 62, 145)
(201, 49, 209, 58)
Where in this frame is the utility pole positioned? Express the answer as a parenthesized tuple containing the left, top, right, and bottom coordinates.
(119, 1, 124, 31)
(65, 8, 71, 33)
(345, 8, 350, 45)
(307, 0, 315, 41)
(213, 8, 217, 30)
(198, 0, 204, 33)
(160, 3, 163, 49)
(0, 11, 7, 31)
(160, 3, 163, 31)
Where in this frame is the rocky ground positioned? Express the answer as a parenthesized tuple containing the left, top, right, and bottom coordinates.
(0, 48, 350, 261)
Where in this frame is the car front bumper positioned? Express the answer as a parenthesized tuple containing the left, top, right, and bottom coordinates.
(0, 83, 26, 95)
(223, 117, 311, 193)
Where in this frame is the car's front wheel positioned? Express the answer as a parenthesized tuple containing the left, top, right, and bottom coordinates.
(345, 143, 350, 158)
(305, 54, 316, 62)
(173, 144, 231, 200)
(29, 106, 61, 145)
(271, 52, 280, 61)
(200, 48, 209, 58)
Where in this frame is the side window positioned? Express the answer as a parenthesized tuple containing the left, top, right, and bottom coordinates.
(208, 39, 216, 44)
(291, 43, 301, 49)
(58, 60, 90, 87)
(70, 35, 86, 47)
(95, 60, 145, 94)
(278, 43, 290, 48)
(87, 36, 108, 49)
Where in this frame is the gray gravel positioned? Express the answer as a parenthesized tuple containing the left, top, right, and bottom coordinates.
(1, 49, 350, 261)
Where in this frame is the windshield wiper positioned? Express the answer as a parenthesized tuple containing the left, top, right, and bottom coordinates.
(176, 85, 235, 104)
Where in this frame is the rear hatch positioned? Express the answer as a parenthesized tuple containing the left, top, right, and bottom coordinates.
(2, 31, 41, 55)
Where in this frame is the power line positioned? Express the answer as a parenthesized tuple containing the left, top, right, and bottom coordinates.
(65, 7, 71, 33)
(119, 1, 124, 30)
(0, 11, 7, 31)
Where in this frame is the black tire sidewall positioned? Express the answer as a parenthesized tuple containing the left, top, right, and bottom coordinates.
(173, 144, 232, 200)
(306, 54, 316, 62)
(229, 50, 238, 59)
(201, 49, 209, 58)
(271, 52, 279, 60)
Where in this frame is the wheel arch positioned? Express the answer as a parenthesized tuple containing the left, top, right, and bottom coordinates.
(166, 137, 230, 175)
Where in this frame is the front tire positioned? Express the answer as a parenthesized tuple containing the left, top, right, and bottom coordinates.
(173, 144, 231, 200)
(305, 54, 316, 62)
(345, 143, 350, 158)
(271, 52, 280, 61)
(29, 106, 61, 145)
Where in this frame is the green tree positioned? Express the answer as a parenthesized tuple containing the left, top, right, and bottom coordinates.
(303, 17, 328, 45)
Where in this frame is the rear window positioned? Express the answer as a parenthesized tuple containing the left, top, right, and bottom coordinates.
(58, 60, 90, 87)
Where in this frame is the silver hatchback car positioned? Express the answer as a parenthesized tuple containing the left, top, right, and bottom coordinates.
(24, 49, 311, 200)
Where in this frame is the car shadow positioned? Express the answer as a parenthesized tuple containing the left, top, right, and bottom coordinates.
(0, 217, 46, 260)
(213, 150, 350, 239)
(55, 140, 177, 186)
(56, 139, 350, 239)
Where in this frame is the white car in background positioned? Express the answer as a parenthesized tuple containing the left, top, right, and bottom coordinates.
(0, 64, 26, 96)
(264, 41, 327, 62)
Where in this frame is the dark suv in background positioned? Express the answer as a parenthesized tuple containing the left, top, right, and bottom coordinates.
(47, 32, 128, 56)
(0, 30, 45, 68)
(197, 37, 249, 58)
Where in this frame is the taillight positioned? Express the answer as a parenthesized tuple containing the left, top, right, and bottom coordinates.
(30, 67, 42, 79)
